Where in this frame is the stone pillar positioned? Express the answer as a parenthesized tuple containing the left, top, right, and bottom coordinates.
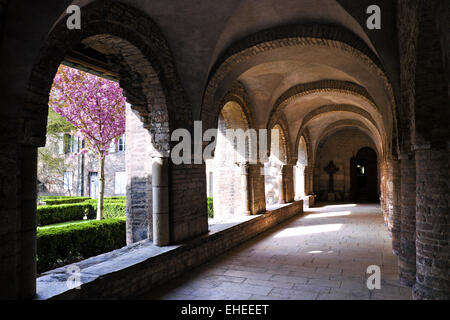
(398, 152, 416, 287)
(19, 146, 37, 299)
(413, 147, 449, 300)
(152, 157, 170, 246)
(282, 164, 294, 203)
(304, 165, 311, 195)
(248, 162, 266, 214)
(387, 158, 401, 255)
(125, 105, 153, 244)
(386, 160, 394, 234)
(380, 161, 389, 226)
(239, 162, 251, 215)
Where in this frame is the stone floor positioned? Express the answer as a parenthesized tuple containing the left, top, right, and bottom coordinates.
(142, 203, 412, 300)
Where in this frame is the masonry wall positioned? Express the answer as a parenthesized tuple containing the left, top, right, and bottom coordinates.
(314, 128, 378, 201)
(36, 200, 303, 299)
(248, 163, 266, 214)
(125, 105, 154, 244)
(38, 143, 126, 198)
(210, 117, 243, 218)
(170, 163, 209, 243)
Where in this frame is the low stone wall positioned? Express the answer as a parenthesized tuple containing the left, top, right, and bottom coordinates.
(36, 200, 303, 299)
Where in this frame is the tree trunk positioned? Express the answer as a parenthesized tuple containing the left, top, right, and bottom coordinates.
(97, 156, 105, 220)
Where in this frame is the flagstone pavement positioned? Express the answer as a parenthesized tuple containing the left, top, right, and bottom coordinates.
(141, 203, 412, 300)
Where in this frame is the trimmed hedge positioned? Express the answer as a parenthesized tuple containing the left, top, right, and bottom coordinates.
(37, 203, 93, 226)
(43, 197, 91, 205)
(207, 197, 214, 218)
(105, 196, 126, 200)
(37, 198, 126, 225)
(92, 201, 126, 219)
(37, 218, 126, 273)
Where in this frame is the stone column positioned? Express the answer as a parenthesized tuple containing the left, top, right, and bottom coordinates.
(282, 164, 294, 203)
(387, 158, 401, 255)
(239, 162, 251, 215)
(413, 146, 449, 300)
(248, 162, 266, 214)
(152, 157, 170, 246)
(304, 165, 310, 196)
(386, 160, 394, 234)
(19, 146, 37, 299)
(398, 152, 416, 287)
(380, 161, 389, 226)
(125, 105, 153, 244)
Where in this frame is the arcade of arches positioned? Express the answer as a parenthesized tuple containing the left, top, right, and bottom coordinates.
(0, 0, 448, 300)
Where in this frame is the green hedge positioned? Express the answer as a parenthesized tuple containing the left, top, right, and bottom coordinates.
(37, 203, 93, 226)
(43, 197, 91, 205)
(37, 198, 126, 225)
(37, 218, 126, 273)
(207, 197, 214, 218)
(105, 196, 126, 200)
(92, 201, 126, 219)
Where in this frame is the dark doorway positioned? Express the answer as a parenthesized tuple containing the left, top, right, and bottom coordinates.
(350, 147, 378, 202)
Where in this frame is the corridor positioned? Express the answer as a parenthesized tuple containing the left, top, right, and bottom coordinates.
(143, 203, 412, 300)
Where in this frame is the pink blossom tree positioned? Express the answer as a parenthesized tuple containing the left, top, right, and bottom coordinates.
(49, 65, 126, 220)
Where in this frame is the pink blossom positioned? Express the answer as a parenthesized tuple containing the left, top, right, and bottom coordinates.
(49, 65, 126, 158)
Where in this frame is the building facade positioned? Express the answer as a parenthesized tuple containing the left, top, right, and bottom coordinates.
(38, 131, 126, 198)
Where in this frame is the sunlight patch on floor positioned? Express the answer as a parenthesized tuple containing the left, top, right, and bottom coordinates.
(304, 211, 351, 219)
(273, 223, 343, 238)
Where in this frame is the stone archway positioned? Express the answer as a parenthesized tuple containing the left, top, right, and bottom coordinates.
(264, 124, 290, 206)
(18, 1, 192, 298)
(210, 101, 252, 220)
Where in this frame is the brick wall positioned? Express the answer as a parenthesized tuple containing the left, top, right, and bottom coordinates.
(36, 200, 303, 299)
(125, 105, 154, 244)
(314, 128, 378, 201)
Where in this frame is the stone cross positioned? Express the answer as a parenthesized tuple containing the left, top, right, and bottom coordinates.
(324, 160, 339, 192)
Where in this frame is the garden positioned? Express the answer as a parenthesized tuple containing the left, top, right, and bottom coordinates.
(36, 196, 126, 274)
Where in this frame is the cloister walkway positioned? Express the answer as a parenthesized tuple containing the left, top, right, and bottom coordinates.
(142, 203, 412, 300)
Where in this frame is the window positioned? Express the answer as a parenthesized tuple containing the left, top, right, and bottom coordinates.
(109, 135, 125, 153)
(118, 134, 125, 152)
(63, 134, 78, 154)
(63, 171, 73, 190)
(114, 172, 126, 195)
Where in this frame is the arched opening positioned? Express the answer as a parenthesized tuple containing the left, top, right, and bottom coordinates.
(36, 64, 131, 274)
(294, 136, 308, 200)
(350, 147, 378, 202)
(22, 1, 183, 296)
(264, 124, 288, 207)
(208, 101, 251, 221)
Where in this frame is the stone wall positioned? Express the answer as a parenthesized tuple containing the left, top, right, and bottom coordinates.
(248, 163, 266, 214)
(314, 128, 378, 201)
(36, 200, 303, 299)
(125, 105, 154, 244)
(38, 140, 126, 198)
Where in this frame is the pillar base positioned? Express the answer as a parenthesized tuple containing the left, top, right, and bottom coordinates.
(413, 282, 450, 300)
(398, 258, 416, 287)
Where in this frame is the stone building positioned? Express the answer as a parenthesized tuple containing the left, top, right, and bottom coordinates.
(38, 130, 126, 198)
(0, 0, 448, 300)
